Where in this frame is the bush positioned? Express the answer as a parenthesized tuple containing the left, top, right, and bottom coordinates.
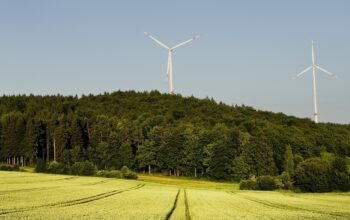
(71, 161, 96, 176)
(70, 163, 81, 175)
(13, 164, 20, 171)
(240, 177, 259, 190)
(109, 170, 123, 178)
(96, 170, 123, 179)
(121, 166, 138, 179)
(294, 158, 332, 192)
(35, 159, 47, 173)
(96, 170, 107, 177)
(46, 161, 66, 174)
(257, 176, 278, 191)
(124, 171, 138, 179)
(279, 171, 293, 190)
(0, 163, 20, 171)
(121, 166, 129, 176)
(274, 177, 284, 189)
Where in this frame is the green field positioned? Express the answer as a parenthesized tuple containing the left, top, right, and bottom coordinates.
(1, 171, 350, 219)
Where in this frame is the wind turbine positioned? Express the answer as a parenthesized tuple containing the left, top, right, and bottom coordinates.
(144, 32, 200, 94)
(292, 40, 337, 123)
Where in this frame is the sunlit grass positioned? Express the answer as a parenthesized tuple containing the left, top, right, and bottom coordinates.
(1, 171, 350, 219)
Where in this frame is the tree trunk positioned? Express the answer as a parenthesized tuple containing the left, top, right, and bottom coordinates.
(53, 138, 56, 162)
(194, 167, 197, 178)
(46, 130, 50, 162)
(148, 164, 151, 175)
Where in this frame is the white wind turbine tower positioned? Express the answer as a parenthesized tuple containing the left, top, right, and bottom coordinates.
(144, 32, 200, 94)
(292, 40, 337, 123)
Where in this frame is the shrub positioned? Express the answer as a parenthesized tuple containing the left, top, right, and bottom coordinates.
(121, 166, 129, 176)
(121, 166, 138, 179)
(96, 170, 107, 177)
(81, 161, 96, 176)
(108, 170, 123, 178)
(13, 164, 20, 171)
(279, 171, 293, 190)
(257, 176, 278, 191)
(70, 163, 81, 175)
(274, 177, 284, 189)
(240, 177, 259, 190)
(0, 163, 15, 171)
(35, 159, 47, 173)
(47, 161, 66, 174)
(124, 171, 138, 179)
(71, 161, 96, 176)
(294, 157, 332, 192)
(97, 170, 123, 179)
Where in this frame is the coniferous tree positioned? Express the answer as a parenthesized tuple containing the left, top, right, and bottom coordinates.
(0, 91, 349, 185)
(284, 145, 295, 174)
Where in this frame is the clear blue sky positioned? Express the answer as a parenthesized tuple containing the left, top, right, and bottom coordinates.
(0, 0, 349, 124)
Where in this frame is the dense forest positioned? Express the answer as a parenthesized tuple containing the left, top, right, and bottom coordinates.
(0, 90, 350, 182)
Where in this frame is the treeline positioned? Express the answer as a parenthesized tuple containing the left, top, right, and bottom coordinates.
(0, 91, 349, 183)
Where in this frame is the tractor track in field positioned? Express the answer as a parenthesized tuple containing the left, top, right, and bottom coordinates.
(0, 186, 58, 195)
(0, 176, 79, 185)
(56, 183, 145, 207)
(81, 180, 108, 186)
(165, 189, 180, 220)
(184, 189, 191, 220)
(0, 184, 145, 216)
(228, 191, 350, 219)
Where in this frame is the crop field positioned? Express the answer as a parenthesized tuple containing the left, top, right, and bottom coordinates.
(1, 171, 350, 219)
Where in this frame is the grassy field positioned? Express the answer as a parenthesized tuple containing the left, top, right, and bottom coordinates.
(1, 171, 350, 219)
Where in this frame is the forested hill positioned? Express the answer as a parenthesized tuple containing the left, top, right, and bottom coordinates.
(0, 90, 349, 180)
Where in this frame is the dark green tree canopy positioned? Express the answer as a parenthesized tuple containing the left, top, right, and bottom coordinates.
(0, 91, 349, 180)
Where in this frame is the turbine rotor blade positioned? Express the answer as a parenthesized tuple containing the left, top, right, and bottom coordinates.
(144, 32, 169, 50)
(292, 66, 312, 80)
(315, 65, 338, 78)
(171, 35, 200, 50)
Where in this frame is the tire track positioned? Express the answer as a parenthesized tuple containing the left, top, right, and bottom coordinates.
(228, 191, 350, 219)
(165, 189, 180, 220)
(0, 176, 79, 184)
(0, 186, 58, 195)
(184, 189, 191, 220)
(0, 184, 145, 216)
(58, 184, 145, 207)
(81, 180, 108, 186)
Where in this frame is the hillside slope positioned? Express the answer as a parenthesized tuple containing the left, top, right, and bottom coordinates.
(0, 90, 349, 179)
